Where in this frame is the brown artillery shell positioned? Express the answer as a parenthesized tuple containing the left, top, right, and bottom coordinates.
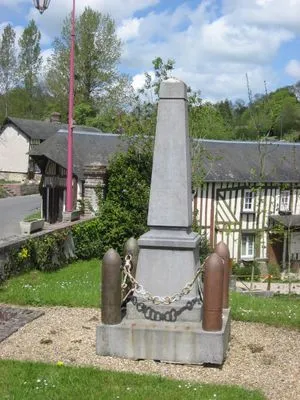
(215, 241, 230, 309)
(203, 253, 224, 331)
(101, 248, 122, 325)
(124, 237, 139, 279)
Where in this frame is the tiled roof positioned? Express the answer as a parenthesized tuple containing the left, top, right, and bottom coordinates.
(3, 117, 102, 141)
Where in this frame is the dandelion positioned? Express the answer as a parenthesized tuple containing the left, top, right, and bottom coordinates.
(56, 361, 64, 366)
(18, 247, 29, 260)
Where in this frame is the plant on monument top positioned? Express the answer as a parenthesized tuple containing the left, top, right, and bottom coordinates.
(98, 145, 152, 256)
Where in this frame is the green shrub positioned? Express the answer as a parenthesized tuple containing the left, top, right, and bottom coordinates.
(2, 245, 34, 281)
(32, 232, 68, 272)
(72, 219, 102, 259)
(0, 219, 102, 284)
(232, 261, 261, 281)
(0, 186, 7, 198)
(98, 145, 152, 256)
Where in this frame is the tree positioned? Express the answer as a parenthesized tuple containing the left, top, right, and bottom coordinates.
(98, 145, 152, 255)
(46, 7, 124, 115)
(0, 24, 17, 117)
(233, 86, 300, 141)
(18, 19, 42, 115)
(189, 102, 234, 139)
(216, 99, 234, 127)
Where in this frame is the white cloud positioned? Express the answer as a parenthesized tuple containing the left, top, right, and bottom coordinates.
(120, 1, 295, 100)
(224, 0, 300, 33)
(285, 60, 300, 79)
(117, 18, 141, 41)
(2, 0, 299, 101)
(132, 72, 148, 91)
(200, 18, 293, 64)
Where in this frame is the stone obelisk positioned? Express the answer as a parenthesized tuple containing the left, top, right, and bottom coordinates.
(131, 78, 201, 311)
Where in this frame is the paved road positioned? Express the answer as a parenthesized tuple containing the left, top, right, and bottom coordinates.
(0, 194, 41, 243)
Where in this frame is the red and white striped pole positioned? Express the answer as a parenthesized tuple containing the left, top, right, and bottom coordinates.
(34, 0, 75, 212)
(66, 0, 75, 212)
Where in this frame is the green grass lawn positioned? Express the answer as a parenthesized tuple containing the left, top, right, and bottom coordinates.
(0, 259, 100, 308)
(230, 292, 300, 329)
(0, 258, 299, 329)
(0, 359, 265, 400)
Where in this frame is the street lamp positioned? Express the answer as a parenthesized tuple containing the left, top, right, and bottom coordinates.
(33, 0, 75, 215)
(33, 0, 51, 14)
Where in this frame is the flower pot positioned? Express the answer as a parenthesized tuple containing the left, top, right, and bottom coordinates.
(20, 219, 45, 235)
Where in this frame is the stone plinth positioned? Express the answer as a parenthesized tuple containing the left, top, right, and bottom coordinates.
(96, 309, 231, 365)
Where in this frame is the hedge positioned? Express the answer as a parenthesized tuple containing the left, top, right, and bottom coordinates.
(0, 219, 103, 284)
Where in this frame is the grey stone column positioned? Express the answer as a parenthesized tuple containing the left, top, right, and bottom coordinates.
(83, 163, 107, 215)
(133, 78, 201, 306)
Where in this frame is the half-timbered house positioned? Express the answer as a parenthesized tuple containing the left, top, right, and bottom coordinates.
(31, 133, 300, 270)
(30, 128, 128, 223)
(193, 139, 300, 271)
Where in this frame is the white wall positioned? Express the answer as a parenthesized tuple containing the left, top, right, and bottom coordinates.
(0, 126, 29, 173)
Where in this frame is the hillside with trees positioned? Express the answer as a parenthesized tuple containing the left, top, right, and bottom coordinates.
(1, 6, 300, 142)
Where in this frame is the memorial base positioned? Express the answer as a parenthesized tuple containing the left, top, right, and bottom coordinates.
(96, 309, 230, 365)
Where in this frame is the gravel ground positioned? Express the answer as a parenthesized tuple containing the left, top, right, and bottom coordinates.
(0, 305, 299, 400)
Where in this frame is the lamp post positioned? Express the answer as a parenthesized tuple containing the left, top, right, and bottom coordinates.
(33, 0, 75, 214)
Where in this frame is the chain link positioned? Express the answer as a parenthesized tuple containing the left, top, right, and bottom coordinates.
(121, 254, 207, 305)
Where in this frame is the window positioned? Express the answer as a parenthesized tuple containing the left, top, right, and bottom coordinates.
(243, 190, 254, 212)
(280, 190, 290, 213)
(241, 234, 255, 259)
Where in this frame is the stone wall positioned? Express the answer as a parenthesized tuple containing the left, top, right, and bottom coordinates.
(0, 216, 94, 283)
(83, 163, 107, 215)
(0, 171, 28, 182)
(2, 183, 39, 197)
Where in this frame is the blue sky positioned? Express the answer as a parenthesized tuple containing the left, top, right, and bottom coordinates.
(1, 0, 300, 102)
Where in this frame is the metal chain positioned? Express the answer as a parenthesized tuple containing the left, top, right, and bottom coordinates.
(121, 254, 207, 305)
